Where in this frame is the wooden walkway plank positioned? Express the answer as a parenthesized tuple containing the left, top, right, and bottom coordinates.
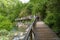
(34, 21, 60, 40)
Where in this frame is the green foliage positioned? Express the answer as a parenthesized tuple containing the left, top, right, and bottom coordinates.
(0, 0, 23, 21)
(30, 0, 48, 16)
(44, 0, 60, 34)
(0, 0, 24, 31)
(0, 36, 9, 40)
(0, 29, 9, 36)
(0, 14, 13, 31)
(44, 13, 55, 27)
(18, 0, 48, 17)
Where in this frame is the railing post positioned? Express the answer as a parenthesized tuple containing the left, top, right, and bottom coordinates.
(30, 29, 33, 40)
(32, 16, 38, 40)
(26, 29, 33, 40)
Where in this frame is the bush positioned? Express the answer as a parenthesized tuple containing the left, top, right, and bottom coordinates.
(0, 14, 13, 31)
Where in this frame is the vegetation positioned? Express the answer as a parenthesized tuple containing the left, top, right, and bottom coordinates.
(0, 0, 60, 38)
(44, 0, 60, 37)
(0, 0, 24, 31)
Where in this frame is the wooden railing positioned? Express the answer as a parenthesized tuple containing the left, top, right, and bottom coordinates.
(15, 16, 39, 40)
(23, 16, 38, 40)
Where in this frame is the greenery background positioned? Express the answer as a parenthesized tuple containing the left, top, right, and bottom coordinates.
(0, 0, 60, 37)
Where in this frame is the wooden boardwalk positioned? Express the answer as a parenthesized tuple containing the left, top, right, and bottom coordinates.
(34, 21, 60, 40)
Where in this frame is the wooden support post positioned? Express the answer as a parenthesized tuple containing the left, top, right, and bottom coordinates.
(30, 29, 33, 40)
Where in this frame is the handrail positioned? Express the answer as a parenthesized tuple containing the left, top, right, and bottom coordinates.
(14, 16, 38, 40)
(23, 16, 38, 40)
